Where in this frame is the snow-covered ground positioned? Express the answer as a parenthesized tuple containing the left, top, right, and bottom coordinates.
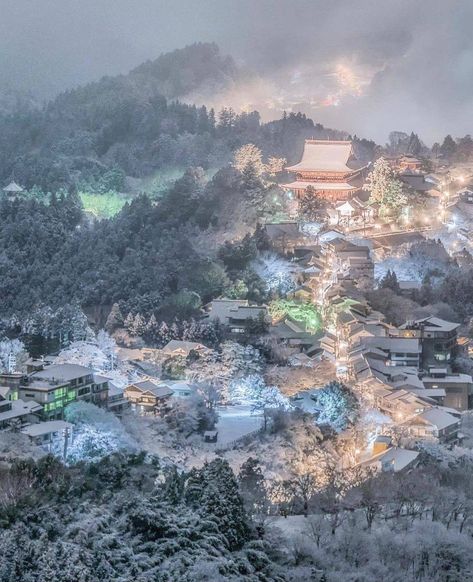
(290, 389, 320, 414)
(215, 404, 263, 445)
(374, 252, 425, 282)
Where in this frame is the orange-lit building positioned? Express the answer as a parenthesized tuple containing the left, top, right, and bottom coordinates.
(282, 140, 367, 202)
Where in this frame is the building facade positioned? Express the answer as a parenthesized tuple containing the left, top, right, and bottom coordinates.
(282, 140, 367, 202)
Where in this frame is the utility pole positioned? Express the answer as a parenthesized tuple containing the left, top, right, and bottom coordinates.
(63, 427, 70, 461)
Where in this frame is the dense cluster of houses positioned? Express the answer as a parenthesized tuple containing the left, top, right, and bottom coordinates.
(328, 305, 468, 445)
(0, 344, 203, 451)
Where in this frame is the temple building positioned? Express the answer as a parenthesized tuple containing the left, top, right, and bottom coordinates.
(282, 140, 367, 202)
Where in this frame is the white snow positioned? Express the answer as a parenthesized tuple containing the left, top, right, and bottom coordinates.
(214, 404, 263, 445)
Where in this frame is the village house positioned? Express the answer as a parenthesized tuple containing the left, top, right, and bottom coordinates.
(361, 336, 421, 368)
(395, 316, 460, 369)
(361, 437, 419, 473)
(421, 369, 473, 411)
(457, 187, 473, 203)
(264, 221, 304, 251)
(3, 181, 24, 201)
(401, 408, 460, 444)
(0, 392, 42, 430)
(205, 299, 269, 334)
(161, 340, 210, 358)
(21, 420, 73, 452)
(19, 363, 109, 420)
(327, 197, 374, 227)
(106, 383, 131, 415)
(396, 155, 423, 173)
(124, 379, 173, 414)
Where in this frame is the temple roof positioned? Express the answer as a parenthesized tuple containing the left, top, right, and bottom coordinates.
(3, 181, 23, 193)
(286, 140, 366, 173)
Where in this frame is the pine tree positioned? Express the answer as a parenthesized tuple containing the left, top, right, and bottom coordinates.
(132, 313, 146, 337)
(145, 314, 159, 344)
(105, 303, 123, 333)
(124, 312, 135, 334)
(238, 457, 268, 518)
(157, 321, 171, 347)
(380, 269, 400, 292)
(170, 321, 180, 340)
(299, 185, 326, 222)
(440, 134, 457, 160)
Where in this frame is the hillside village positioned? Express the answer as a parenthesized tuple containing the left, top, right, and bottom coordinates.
(3, 139, 473, 486)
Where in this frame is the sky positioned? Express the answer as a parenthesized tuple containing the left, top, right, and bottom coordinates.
(1, 0, 473, 143)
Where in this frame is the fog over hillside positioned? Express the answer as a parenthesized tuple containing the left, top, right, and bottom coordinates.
(1, 0, 473, 141)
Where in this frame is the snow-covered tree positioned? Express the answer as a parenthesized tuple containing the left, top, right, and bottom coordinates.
(266, 156, 287, 176)
(298, 185, 326, 222)
(252, 252, 299, 294)
(60, 402, 137, 464)
(0, 339, 28, 372)
(131, 313, 146, 337)
(232, 143, 265, 176)
(365, 156, 407, 217)
(105, 303, 124, 332)
(314, 381, 359, 432)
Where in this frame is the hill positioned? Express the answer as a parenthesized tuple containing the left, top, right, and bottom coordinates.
(0, 43, 364, 193)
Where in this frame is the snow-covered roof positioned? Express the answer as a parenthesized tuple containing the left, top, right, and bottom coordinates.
(0, 399, 42, 422)
(401, 316, 460, 333)
(21, 420, 73, 437)
(417, 408, 459, 430)
(32, 363, 93, 382)
(3, 181, 23, 193)
(423, 373, 472, 384)
(286, 140, 364, 173)
(128, 380, 173, 398)
(377, 447, 419, 472)
(162, 340, 207, 353)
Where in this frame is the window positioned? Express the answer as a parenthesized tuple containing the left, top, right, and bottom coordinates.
(54, 387, 66, 398)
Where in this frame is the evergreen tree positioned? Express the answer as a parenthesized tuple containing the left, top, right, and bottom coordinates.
(440, 134, 457, 160)
(380, 269, 400, 292)
(157, 321, 171, 347)
(365, 157, 407, 218)
(131, 313, 146, 337)
(298, 185, 325, 222)
(105, 303, 124, 333)
(145, 314, 159, 343)
(124, 312, 135, 334)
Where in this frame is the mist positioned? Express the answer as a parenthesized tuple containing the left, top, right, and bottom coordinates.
(1, 0, 473, 143)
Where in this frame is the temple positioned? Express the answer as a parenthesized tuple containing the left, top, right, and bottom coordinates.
(282, 140, 367, 202)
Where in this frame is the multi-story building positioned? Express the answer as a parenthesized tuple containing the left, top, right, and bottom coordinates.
(19, 363, 108, 420)
(396, 316, 460, 369)
(0, 391, 42, 430)
(282, 140, 368, 202)
(422, 368, 473, 411)
(124, 379, 173, 415)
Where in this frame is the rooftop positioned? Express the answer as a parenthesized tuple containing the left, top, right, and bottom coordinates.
(128, 380, 173, 398)
(286, 140, 365, 173)
(3, 181, 23, 193)
(162, 340, 207, 353)
(416, 408, 459, 430)
(31, 363, 93, 383)
(21, 420, 73, 437)
(401, 316, 460, 333)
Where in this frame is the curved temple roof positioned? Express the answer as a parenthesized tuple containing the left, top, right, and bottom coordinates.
(286, 140, 365, 173)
